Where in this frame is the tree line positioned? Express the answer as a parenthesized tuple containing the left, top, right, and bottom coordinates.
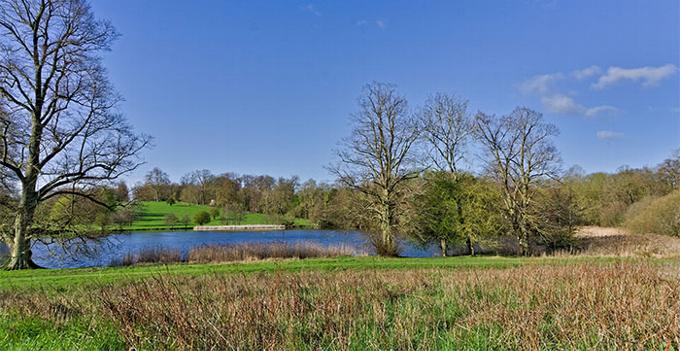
(329, 82, 679, 256)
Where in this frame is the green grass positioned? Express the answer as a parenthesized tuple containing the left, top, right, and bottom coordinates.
(123, 201, 311, 231)
(0, 255, 655, 291)
(0, 317, 125, 351)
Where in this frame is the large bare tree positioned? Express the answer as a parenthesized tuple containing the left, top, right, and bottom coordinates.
(330, 82, 420, 256)
(0, 0, 149, 269)
(419, 93, 472, 173)
(145, 167, 171, 202)
(474, 107, 560, 255)
(181, 169, 214, 205)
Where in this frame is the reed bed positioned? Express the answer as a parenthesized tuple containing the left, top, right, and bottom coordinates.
(110, 247, 183, 266)
(187, 242, 359, 263)
(1, 262, 678, 350)
(108, 242, 360, 267)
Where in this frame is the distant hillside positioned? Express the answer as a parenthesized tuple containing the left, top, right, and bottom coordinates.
(124, 201, 311, 231)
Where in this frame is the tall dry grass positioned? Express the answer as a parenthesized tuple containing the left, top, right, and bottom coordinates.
(109, 242, 360, 267)
(110, 247, 182, 266)
(568, 226, 680, 257)
(187, 242, 359, 263)
(2, 262, 677, 350)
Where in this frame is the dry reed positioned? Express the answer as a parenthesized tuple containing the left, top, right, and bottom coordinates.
(187, 242, 359, 263)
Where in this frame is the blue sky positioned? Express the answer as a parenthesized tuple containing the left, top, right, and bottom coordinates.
(90, 0, 679, 184)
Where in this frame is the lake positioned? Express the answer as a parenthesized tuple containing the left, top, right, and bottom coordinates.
(2, 230, 438, 269)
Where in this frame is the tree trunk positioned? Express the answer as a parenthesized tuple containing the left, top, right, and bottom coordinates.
(378, 215, 397, 256)
(6, 206, 40, 270)
(376, 197, 398, 257)
(440, 239, 447, 257)
(517, 228, 529, 256)
(6, 175, 42, 270)
(466, 236, 475, 256)
(518, 236, 528, 256)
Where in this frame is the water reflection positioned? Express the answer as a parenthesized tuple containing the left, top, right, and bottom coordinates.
(11, 230, 437, 268)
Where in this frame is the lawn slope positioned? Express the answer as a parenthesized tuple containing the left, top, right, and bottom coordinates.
(124, 201, 311, 231)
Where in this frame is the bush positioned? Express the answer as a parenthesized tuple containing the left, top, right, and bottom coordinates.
(624, 190, 680, 236)
(164, 213, 178, 228)
(94, 212, 111, 231)
(193, 211, 211, 225)
(266, 214, 295, 227)
(180, 214, 191, 226)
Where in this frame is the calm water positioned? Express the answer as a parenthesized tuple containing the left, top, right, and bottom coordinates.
(4, 230, 437, 269)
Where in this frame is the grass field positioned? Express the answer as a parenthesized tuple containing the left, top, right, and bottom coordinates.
(1, 255, 679, 350)
(123, 201, 311, 231)
(0, 256, 556, 289)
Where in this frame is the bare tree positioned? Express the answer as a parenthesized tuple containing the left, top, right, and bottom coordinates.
(144, 167, 171, 202)
(419, 94, 472, 173)
(181, 169, 214, 205)
(330, 82, 420, 256)
(474, 107, 560, 255)
(658, 149, 680, 191)
(0, 0, 149, 269)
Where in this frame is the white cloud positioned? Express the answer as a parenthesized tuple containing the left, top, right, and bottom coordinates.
(593, 64, 678, 89)
(355, 19, 387, 29)
(584, 105, 618, 117)
(541, 94, 617, 117)
(541, 94, 582, 114)
(519, 73, 563, 94)
(596, 130, 624, 140)
(572, 65, 601, 80)
(302, 4, 322, 17)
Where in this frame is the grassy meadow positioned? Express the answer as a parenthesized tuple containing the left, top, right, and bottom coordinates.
(123, 201, 311, 231)
(1, 255, 679, 350)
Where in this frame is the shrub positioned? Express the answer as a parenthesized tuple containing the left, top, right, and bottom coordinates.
(180, 214, 191, 226)
(164, 213, 178, 228)
(265, 214, 295, 227)
(94, 212, 111, 231)
(624, 190, 680, 236)
(193, 211, 211, 225)
(112, 208, 136, 227)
